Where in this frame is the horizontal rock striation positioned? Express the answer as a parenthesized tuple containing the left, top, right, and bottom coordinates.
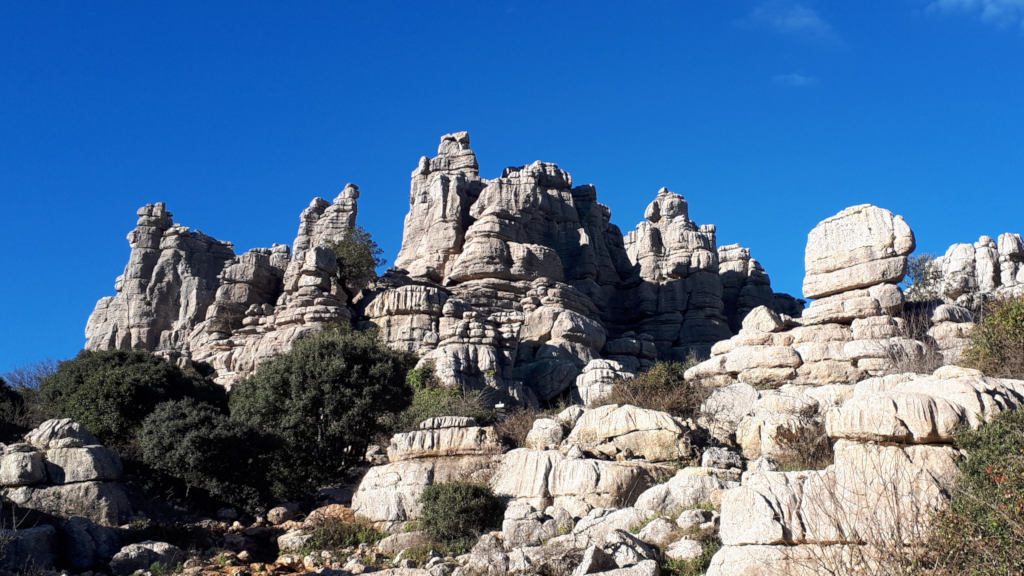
(86, 132, 798, 394)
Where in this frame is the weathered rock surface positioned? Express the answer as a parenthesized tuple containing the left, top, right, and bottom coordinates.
(2, 420, 130, 527)
(708, 367, 1024, 575)
(688, 204, 928, 390)
(87, 132, 798, 397)
(352, 417, 501, 530)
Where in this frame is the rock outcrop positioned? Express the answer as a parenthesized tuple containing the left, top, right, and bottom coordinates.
(1, 419, 129, 571)
(708, 366, 1024, 575)
(936, 233, 1024, 308)
(86, 132, 798, 395)
(687, 204, 927, 389)
(351, 417, 502, 531)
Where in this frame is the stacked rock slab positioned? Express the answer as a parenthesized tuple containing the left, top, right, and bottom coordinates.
(350, 417, 503, 532)
(718, 243, 803, 333)
(1, 419, 129, 571)
(707, 366, 1024, 575)
(686, 204, 927, 389)
(188, 185, 361, 385)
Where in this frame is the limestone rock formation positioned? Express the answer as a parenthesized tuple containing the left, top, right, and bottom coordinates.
(85, 202, 235, 352)
(363, 135, 799, 404)
(707, 366, 1024, 575)
(687, 204, 928, 389)
(86, 186, 364, 386)
(87, 132, 798, 394)
(935, 232, 1024, 308)
(351, 417, 502, 531)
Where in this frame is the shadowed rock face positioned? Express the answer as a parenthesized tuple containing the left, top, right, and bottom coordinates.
(85, 132, 797, 396)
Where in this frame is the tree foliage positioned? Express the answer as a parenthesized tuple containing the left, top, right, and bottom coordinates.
(903, 253, 943, 302)
(38, 350, 224, 455)
(0, 377, 25, 442)
(228, 330, 414, 500)
(595, 359, 706, 417)
(138, 399, 273, 513)
(329, 226, 385, 297)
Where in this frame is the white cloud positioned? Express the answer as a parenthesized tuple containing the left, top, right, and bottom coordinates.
(928, 0, 1024, 29)
(746, 1, 839, 40)
(772, 73, 818, 87)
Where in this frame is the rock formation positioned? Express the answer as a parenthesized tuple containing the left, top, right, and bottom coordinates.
(687, 204, 927, 388)
(707, 365, 1024, 575)
(935, 232, 1024, 308)
(1, 419, 130, 571)
(362, 133, 799, 404)
(86, 132, 798, 398)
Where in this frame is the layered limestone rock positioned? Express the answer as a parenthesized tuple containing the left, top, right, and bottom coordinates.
(1, 420, 130, 528)
(363, 135, 798, 404)
(935, 232, 1024, 308)
(88, 132, 798, 393)
(687, 205, 927, 389)
(707, 366, 1024, 576)
(86, 186, 364, 386)
(188, 186, 361, 385)
(351, 417, 502, 531)
(85, 203, 235, 352)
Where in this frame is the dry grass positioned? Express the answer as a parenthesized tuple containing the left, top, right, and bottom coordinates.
(593, 359, 706, 419)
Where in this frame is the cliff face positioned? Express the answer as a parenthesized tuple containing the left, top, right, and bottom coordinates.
(84, 132, 798, 396)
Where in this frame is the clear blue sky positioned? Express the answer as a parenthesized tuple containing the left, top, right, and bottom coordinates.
(2, 1, 1023, 373)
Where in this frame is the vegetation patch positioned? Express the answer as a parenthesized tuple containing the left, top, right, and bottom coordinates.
(962, 296, 1024, 379)
(418, 482, 504, 553)
(594, 359, 705, 418)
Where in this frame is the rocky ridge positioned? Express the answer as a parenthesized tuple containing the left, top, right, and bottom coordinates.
(85, 132, 799, 399)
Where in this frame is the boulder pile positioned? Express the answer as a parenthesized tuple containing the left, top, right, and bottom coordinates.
(686, 204, 927, 388)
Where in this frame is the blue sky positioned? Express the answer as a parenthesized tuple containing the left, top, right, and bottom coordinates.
(2, 1, 1023, 373)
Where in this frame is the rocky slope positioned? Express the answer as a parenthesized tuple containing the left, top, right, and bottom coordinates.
(85, 132, 799, 399)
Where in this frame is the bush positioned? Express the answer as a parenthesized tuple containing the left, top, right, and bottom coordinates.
(137, 399, 273, 513)
(38, 350, 224, 455)
(924, 408, 1024, 575)
(594, 359, 705, 418)
(962, 297, 1024, 379)
(229, 330, 414, 500)
(419, 482, 503, 549)
(329, 226, 385, 297)
(381, 363, 493, 434)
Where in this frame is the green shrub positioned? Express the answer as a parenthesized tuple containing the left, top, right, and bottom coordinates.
(38, 350, 224, 455)
(328, 226, 385, 297)
(137, 399, 272, 513)
(229, 330, 414, 500)
(386, 386, 492, 434)
(924, 409, 1024, 575)
(0, 378, 25, 442)
(419, 482, 503, 550)
(595, 359, 705, 418)
(962, 297, 1024, 379)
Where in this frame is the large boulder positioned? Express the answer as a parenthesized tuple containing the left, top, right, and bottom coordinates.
(566, 404, 695, 463)
(802, 204, 915, 299)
